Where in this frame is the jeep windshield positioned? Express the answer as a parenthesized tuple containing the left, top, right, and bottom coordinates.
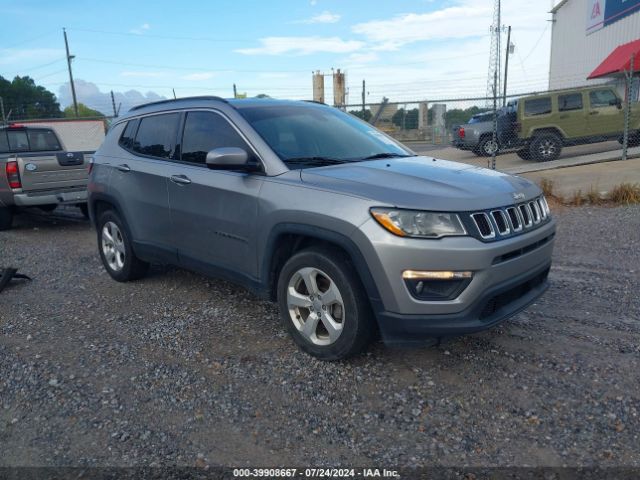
(237, 103, 414, 168)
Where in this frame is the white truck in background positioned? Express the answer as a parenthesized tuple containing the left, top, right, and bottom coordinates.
(0, 119, 106, 230)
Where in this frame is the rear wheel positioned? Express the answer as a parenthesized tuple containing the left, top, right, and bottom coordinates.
(477, 136, 499, 157)
(97, 210, 149, 282)
(277, 247, 374, 361)
(529, 133, 562, 162)
(0, 207, 13, 231)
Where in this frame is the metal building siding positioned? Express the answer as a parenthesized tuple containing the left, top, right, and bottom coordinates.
(549, 0, 640, 92)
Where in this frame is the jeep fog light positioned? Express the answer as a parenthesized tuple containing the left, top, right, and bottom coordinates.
(402, 270, 473, 301)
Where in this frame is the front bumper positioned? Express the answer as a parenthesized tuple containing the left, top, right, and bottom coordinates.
(13, 188, 87, 207)
(376, 260, 550, 345)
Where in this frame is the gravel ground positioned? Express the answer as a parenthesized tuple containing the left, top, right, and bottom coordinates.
(0, 205, 639, 468)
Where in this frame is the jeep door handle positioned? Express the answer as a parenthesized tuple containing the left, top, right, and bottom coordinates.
(116, 164, 131, 172)
(170, 174, 192, 185)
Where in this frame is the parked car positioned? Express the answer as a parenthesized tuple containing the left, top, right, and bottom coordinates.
(452, 109, 521, 157)
(512, 86, 640, 161)
(88, 97, 556, 360)
(0, 123, 94, 229)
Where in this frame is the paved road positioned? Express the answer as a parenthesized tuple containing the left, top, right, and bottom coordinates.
(1, 206, 639, 468)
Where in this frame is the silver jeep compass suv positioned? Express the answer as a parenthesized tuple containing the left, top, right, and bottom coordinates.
(88, 97, 555, 360)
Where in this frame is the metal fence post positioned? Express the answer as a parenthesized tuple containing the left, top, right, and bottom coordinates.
(622, 53, 635, 162)
(490, 71, 498, 170)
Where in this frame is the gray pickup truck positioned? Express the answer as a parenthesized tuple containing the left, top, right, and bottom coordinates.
(0, 124, 91, 229)
(452, 112, 498, 157)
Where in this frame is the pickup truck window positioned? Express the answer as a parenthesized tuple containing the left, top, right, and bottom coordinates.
(181, 111, 251, 164)
(559, 94, 583, 112)
(132, 113, 180, 159)
(590, 90, 618, 108)
(524, 98, 552, 117)
(0, 130, 29, 153)
(27, 129, 62, 152)
(0, 128, 62, 153)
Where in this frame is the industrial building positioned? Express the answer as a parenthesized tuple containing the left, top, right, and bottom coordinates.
(549, 0, 640, 98)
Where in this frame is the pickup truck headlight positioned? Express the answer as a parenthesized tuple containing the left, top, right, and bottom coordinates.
(370, 208, 467, 238)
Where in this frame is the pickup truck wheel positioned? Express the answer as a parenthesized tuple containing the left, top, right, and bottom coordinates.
(97, 210, 149, 282)
(477, 137, 499, 157)
(530, 133, 562, 162)
(277, 247, 374, 361)
(0, 207, 13, 231)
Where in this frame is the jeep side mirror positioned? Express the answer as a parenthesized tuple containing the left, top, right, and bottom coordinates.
(205, 147, 260, 172)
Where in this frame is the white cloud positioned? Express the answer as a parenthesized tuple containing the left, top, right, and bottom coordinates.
(181, 72, 217, 81)
(130, 23, 151, 35)
(351, 5, 492, 48)
(120, 71, 166, 78)
(295, 10, 341, 24)
(236, 36, 364, 56)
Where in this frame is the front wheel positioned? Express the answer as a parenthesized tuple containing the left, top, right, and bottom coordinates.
(277, 247, 374, 361)
(97, 210, 149, 282)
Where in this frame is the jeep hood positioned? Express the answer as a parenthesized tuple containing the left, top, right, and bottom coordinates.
(300, 157, 540, 211)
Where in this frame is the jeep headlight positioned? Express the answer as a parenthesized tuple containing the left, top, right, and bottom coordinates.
(370, 208, 467, 238)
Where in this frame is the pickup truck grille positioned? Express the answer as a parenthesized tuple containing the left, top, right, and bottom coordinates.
(469, 196, 550, 242)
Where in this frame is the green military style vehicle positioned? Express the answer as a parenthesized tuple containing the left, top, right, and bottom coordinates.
(511, 86, 640, 162)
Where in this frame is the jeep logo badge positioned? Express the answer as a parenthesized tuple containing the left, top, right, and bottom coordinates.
(513, 192, 525, 201)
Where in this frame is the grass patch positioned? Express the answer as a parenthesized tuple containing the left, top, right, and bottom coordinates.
(608, 183, 640, 205)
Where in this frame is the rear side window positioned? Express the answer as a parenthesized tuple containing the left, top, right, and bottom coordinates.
(181, 111, 251, 164)
(27, 129, 62, 151)
(524, 98, 552, 117)
(558, 94, 583, 112)
(590, 90, 618, 108)
(119, 119, 139, 150)
(132, 113, 180, 159)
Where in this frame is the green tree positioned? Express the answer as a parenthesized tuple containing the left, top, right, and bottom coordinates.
(445, 106, 488, 128)
(392, 108, 419, 129)
(349, 109, 372, 122)
(64, 103, 105, 118)
(0, 75, 62, 120)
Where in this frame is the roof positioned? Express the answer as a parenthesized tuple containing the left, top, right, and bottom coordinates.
(550, 0, 570, 14)
(588, 38, 640, 79)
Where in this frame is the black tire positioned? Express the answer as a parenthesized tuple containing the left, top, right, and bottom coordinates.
(96, 209, 149, 282)
(476, 136, 499, 157)
(38, 204, 58, 212)
(277, 247, 374, 361)
(628, 133, 640, 148)
(516, 149, 531, 160)
(79, 203, 90, 219)
(529, 133, 562, 162)
(0, 207, 13, 231)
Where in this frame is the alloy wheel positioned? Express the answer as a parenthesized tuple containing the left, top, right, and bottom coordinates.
(101, 221, 126, 272)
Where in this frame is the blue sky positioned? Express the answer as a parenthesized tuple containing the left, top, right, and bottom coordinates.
(1, 0, 555, 114)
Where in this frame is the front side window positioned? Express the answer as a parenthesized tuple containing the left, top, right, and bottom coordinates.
(558, 94, 583, 112)
(181, 111, 251, 164)
(237, 103, 411, 167)
(524, 98, 552, 117)
(132, 113, 180, 159)
(590, 90, 618, 108)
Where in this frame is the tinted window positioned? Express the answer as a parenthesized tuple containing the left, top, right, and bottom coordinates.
(132, 113, 180, 158)
(27, 129, 61, 151)
(7, 130, 29, 152)
(590, 89, 618, 108)
(558, 94, 583, 112)
(524, 98, 552, 116)
(181, 111, 251, 164)
(119, 119, 139, 149)
(0, 131, 9, 152)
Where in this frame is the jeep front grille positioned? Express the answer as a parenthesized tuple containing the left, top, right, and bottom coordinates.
(470, 196, 551, 242)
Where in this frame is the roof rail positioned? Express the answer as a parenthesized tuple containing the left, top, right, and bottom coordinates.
(129, 96, 228, 112)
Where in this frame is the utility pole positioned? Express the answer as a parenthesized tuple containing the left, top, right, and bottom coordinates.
(63, 28, 79, 117)
(110, 91, 117, 117)
(361, 80, 366, 119)
(233, 84, 237, 99)
(503, 25, 512, 107)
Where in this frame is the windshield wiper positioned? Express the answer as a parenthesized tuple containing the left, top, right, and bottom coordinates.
(284, 156, 347, 167)
(360, 152, 415, 160)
